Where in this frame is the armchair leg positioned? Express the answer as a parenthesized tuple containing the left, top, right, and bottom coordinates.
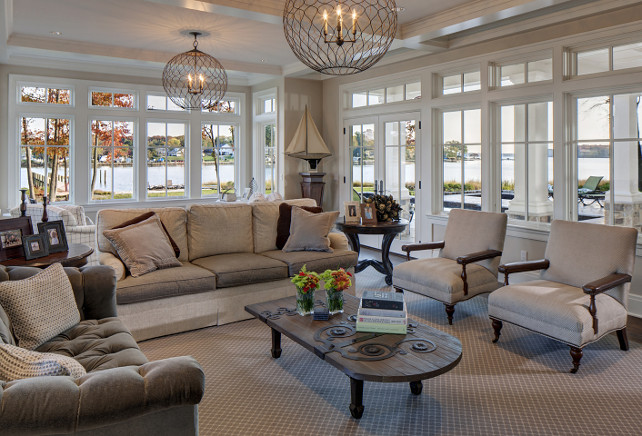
(617, 328, 629, 351)
(569, 347, 583, 374)
(393, 286, 404, 294)
(444, 304, 455, 325)
(491, 319, 503, 343)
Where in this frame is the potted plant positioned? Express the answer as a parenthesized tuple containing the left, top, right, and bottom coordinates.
(321, 268, 353, 315)
(291, 265, 320, 315)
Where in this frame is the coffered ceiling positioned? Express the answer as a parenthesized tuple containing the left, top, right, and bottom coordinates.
(0, 0, 640, 85)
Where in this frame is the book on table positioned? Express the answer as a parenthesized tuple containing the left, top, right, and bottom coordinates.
(360, 290, 404, 311)
(356, 291, 408, 334)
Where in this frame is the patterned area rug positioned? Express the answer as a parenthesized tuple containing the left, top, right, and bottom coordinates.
(140, 268, 642, 435)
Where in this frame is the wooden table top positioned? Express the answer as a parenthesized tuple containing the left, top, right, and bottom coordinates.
(246, 294, 462, 383)
(335, 219, 408, 235)
(1, 243, 94, 268)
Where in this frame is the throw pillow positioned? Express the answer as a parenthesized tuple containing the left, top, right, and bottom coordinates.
(0, 263, 80, 350)
(112, 211, 180, 258)
(283, 207, 339, 253)
(103, 215, 182, 278)
(0, 343, 86, 381)
(276, 203, 323, 249)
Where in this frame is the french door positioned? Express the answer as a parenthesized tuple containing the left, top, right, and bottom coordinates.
(344, 113, 421, 253)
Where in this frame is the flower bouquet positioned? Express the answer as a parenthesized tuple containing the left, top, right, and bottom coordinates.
(320, 268, 353, 315)
(291, 265, 320, 315)
(363, 194, 402, 222)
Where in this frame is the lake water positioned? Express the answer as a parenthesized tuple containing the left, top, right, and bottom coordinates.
(21, 158, 612, 194)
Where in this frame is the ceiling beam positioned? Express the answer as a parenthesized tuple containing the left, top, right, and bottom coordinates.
(7, 33, 283, 76)
(137, 0, 283, 25)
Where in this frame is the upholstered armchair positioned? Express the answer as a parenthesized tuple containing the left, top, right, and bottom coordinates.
(393, 209, 507, 324)
(10, 204, 97, 265)
(488, 220, 637, 373)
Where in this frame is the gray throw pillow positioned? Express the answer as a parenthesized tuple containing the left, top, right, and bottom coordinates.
(0, 263, 80, 350)
(103, 215, 182, 278)
(283, 207, 339, 253)
(0, 343, 86, 381)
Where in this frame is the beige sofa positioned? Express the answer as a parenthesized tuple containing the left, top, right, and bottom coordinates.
(96, 200, 357, 341)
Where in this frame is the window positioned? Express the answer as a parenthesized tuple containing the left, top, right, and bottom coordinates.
(20, 86, 71, 105)
(442, 109, 481, 211)
(263, 123, 277, 194)
(349, 123, 376, 199)
(573, 41, 642, 76)
(260, 98, 275, 114)
(90, 90, 135, 108)
(441, 71, 481, 95)
(147, 122, 187, 198)
(201, 123, 237, 196)
(496, 57, 552, 87)
(500, 101, 553, 223)
(202, 98, 239, 114)
(574, 93, 642, 230)
(146, 94, 185, 111)
(350, 82, 421, 108)
(90, 120, 134, 200)
(20, 116, 71, 202)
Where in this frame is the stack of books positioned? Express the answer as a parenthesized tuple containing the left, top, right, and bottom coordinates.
(356, 291, 407, 334)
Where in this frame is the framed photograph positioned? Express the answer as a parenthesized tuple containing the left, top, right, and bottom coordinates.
(37, 220, 68, 254)
(344, 201, 361, 224)
(23, 234, 49, 260)
(360, 203, 378, 225)
(0, 216, 33, 261)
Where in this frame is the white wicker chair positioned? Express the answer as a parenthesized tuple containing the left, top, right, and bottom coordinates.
(10, 204, 98, 266)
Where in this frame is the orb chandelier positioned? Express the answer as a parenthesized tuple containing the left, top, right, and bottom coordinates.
(162, 31, 227, 110)
(283, 0, 398, 76)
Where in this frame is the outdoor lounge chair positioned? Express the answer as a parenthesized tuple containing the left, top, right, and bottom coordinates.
(578, 175, 605, 207)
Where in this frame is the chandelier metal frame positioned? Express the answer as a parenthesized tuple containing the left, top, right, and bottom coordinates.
(283, 0, 398, 76)
(162, 31, 228, 110)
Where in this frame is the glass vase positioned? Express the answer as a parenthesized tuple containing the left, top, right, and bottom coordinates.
(296, 287, 315, 316)
(326, 288, 344, 315)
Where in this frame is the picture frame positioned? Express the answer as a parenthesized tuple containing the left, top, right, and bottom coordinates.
(23, 234, 49, 260)
(344, 201, 361, 223)
(360, 203, 378, 225)
(37, 220, 68, 254)
(0, 216, 33, 261)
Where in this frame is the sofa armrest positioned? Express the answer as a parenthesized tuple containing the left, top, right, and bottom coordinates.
(329, 232, 350, 251)
(0, 356, 204, 435)
(99, 252, 126, 281)
(67, 265, 118, 319)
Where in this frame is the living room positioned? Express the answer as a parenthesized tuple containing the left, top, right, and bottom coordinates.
(1, 0, 642, 434)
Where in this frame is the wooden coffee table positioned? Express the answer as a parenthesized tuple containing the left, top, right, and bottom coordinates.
(245, 294, 462, 419)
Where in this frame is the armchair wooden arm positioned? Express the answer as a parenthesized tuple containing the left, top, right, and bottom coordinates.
(583, 273, 632, 335)
(401, 241, 445, 261)
(498, 259, 550, 285)
(455, 249, 502, 296)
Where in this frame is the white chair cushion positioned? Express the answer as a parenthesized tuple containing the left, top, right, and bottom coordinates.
(488, 280, 628, 347)
(393, 257, 500, 304)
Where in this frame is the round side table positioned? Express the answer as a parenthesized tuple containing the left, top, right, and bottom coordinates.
(335, 219, 408, 285)
(0, 243, 94, 268)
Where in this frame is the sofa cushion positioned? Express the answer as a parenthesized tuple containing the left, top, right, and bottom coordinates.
(188, 204, 253, 260)
(262, 249, 358, 276)
(283, 208, 339, 253)
(116, 262, 216, 305)
(37, 317, 148, 372)
(0, 263, 80, 350)
(488, 280, 628, 347)
(0, 343, 86, 381)
(192, 253, 288, 287)
(252, 199, 319, 253)
(276, 203, 324, 250)
(392, 257, 500, 304)
(97, 208, 189, 262)
(103, 215, 182, 278)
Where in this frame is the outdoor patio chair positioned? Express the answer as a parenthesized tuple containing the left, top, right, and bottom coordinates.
(393, 209, 507, 324)
(489, 220, 637, 373)
(578, 175, 605, 207)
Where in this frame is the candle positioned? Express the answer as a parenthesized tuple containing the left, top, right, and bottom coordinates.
(337, 7, 343, 41)
(323, 10, 328, 36)
(352, 10, 357, 36)
(188, 74, 193, 91)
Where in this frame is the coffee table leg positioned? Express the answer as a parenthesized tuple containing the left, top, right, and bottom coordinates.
(409, 380, 423, 395)
(271, 328, 282, 358)
(349, 377, 364, 419)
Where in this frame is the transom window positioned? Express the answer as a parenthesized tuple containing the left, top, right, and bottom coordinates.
(350, 81, 421, 108)
(441, 71, 481, 95)
(572, 41, 642, 76)
(494, 57, 552, 87)
(90, 90, 136, 109)
(146, 94, 186, 112)
(20, 86, 71, 105)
